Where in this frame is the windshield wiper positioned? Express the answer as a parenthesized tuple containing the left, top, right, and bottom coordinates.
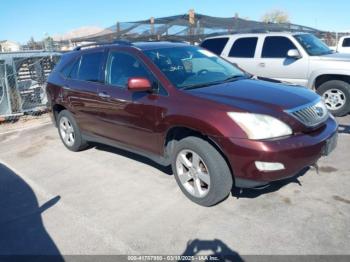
(222, 75, 247, 82)
(180, 81, 222, 90)
(181, 75, 248, 90)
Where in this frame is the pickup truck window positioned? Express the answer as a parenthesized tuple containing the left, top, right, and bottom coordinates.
(201, 38, 229, 55)
(262, 36, 296, 58)
(229, 37, 258, 58)
(342, 38, 350, 47)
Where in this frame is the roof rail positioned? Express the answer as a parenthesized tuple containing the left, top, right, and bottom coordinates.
(73, 39, 133, 51)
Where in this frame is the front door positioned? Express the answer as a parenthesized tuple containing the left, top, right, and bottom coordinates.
(256, 36, 309, 86)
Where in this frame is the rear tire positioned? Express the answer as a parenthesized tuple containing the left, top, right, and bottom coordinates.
(317, 80, 350, 117)
(57, 110, 88, 152)
(171, 136, 233, 206)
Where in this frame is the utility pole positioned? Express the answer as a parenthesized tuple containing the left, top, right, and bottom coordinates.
(150, 17, 155, 40)
(188, 9, 195, 44)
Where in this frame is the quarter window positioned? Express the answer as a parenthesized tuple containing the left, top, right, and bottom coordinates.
(201, 38, 229, 55)
(61, 60, 77, 78)
(229, 37, 258, 58)
(262, 36, 296, 58)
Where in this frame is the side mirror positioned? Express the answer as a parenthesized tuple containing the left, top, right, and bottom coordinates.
(127, 77, 152, 92)
(287, 49, 301, 59)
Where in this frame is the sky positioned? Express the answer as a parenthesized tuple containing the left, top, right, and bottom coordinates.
(1, 0, 349, 43)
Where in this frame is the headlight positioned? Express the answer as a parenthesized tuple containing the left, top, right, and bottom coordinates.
(227, 112, 292, 140)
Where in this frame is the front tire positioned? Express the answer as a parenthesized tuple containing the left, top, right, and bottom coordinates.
(317, 80, 350, 117)
(57, 110, 88, 151)
(171, 136, 233, 206)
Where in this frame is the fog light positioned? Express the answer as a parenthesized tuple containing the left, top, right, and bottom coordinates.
(255, 161, 285, 171)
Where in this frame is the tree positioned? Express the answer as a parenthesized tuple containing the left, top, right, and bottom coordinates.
(44, 36, 54, 51)
(261, 9, 290, 23)
(27, 37, 42, 50)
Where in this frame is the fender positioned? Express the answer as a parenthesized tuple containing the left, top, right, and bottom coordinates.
(308, 69, 350, 89)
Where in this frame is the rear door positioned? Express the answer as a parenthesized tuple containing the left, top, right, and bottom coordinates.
(256, 36, 309, 85)
(62, 49, 105, 135)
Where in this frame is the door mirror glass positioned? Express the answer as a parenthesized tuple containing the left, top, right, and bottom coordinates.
(128, 77, 152, 92)
(287, 49, 301, 59)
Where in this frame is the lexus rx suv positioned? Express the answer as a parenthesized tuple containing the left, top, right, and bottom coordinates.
(46, 41, 338, 206)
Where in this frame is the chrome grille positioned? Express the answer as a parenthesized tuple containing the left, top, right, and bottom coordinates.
(287, 100, 329, 127)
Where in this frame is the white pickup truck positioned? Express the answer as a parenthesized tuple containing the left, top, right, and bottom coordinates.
(201, 33, 350, 116)
(335, 35, 350, 54)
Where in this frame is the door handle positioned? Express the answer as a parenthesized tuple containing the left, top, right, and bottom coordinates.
(258, 62, 266, 67)
(98, 92, 111, 99)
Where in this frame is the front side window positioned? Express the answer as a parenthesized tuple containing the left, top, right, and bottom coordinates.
(77, 52, 104, 82)
(200, 38, 229, 55)
(144, 46, 246, 89)
(294, 34, 332, 56)
(342, 38, 350, 47)
(262, 36, 296, 58)
(106, 52, 152, 88)
(229, 37, 258, 58)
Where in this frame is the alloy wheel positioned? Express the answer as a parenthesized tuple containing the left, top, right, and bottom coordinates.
(59, 116, 75, 147)
(323, 88, 346, 111)
(176, 149, 211, 198)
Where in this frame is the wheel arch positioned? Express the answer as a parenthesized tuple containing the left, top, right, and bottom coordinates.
(52, 103, 67, 126)
(309, 71, 350, 90)
(163, 125, 235, 182)
(314, 74, 350, 89)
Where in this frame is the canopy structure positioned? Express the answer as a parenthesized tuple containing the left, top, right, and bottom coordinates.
(71, 12, 322, 44)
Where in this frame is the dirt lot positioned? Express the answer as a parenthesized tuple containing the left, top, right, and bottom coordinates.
(0, 115, 349, 258)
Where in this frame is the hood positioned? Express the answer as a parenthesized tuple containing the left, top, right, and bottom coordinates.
(186, 79, 320, 113)
(314, 52, 350, 62)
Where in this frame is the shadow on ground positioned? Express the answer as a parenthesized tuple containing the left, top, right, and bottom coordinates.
(92, 143, 311, 201)
(338, 124, 350, 134)
(0, 163, 63, 261)
(92, 143, 173, 175)
(231, 167, 309, 199)
(181, 239, 243, 261)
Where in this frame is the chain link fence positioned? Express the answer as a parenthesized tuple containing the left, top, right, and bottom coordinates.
(0, 52, 61, 129)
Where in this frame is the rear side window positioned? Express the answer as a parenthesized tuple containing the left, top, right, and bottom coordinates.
(262, 36, 296, 58)
(342, 38, 350, 47)
(77, 52, 104, 82)
(229, 37, 258, 58)
(201, 38, 229, 55)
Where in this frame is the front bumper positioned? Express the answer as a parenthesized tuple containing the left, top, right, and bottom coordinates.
(215, 117, 338, 188)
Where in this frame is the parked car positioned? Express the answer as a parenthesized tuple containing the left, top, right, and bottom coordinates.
(335, 35, 350, 54)
(201, 33, 350, 116)
(47, 41, 338, 206)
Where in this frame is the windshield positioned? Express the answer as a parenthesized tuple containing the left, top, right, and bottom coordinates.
(294, 34, 333, 56)
(143, 46, 246, 89)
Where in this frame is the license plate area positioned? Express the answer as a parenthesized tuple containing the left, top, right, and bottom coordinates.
(322, 132, 338, 156)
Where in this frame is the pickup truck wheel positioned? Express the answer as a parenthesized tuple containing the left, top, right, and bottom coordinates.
(171, 136, 233, 206)
(317, 80, 350, 116)
(57, 110, 88, 152)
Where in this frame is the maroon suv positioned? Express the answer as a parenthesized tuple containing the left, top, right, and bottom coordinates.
(47, 41, 338, 206)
